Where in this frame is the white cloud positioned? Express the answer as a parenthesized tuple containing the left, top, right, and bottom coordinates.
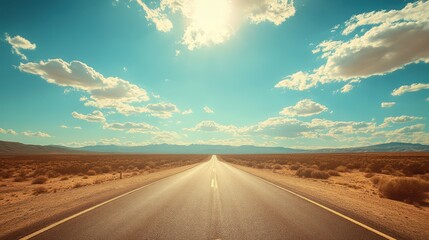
(276, 1, 429, 90)
(280, 99, 327, 117)
(182, 108, 193, 115)
(203, 106, 214, 113)
(382, 115, 423, 127)
(373, 124, 429, 144)
(19, 59, 151, 116)
(381, 102, 396, 108)
(184, 120, 238, 133)
(137, 0, 295, 50)
(5, 33, 36, 60)
(136, 0, 173, 32)
(146, 102, 180, 119)
(60, 125, 82, 130)
(22, 131, 51, 138)
(340, 83, 353, 93)
(72, 110, 106, 122)
(103, 121, 158, 133)
(0, 128, 17, 135)
(175, 50, 181, 56)
(391, 83, 429, 96)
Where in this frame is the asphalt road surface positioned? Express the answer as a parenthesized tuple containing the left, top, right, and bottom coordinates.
(27, 155, 389, 240)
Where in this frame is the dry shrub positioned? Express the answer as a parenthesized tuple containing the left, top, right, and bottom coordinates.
(0, 170, 12, 179)
(87, 170, 96, 176)
(296, 167, 330, 179)
(364, 172, 375, 178)
(14, 176, 25, 182)
(370, 175, 382, 185)
(93, 179, 103, 184)
(73, 182, 83, 188)
(101, 165, 112, 173)
(328, 170, 340, 176)
(272, 164, 282, 170)
(289, 164, 300, 170)
(60, 176, 69, 181)
(378, 177, 429, 203)
(33, 187, 48, 195)
(336, 165, 348, 172)
(32, 176, 48, 184)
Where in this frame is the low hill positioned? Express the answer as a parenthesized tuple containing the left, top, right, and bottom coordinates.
(0, 140, 428, 154)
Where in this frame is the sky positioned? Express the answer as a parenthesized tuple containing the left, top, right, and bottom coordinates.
(0, 0, 428, 149)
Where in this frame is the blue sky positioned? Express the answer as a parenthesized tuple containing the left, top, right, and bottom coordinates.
(0, 0, 428, 148)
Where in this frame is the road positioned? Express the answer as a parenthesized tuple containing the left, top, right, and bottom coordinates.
(26, 155, 389, 240)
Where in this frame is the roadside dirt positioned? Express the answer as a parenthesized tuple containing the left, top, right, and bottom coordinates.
(0, 163, 200, 239)
(231, 164, 429, 240)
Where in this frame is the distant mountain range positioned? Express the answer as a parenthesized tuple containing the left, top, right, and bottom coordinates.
(1, 140, 428, 154)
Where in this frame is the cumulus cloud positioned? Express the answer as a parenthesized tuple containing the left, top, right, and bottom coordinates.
(280, 99, 327, 117)
(5, 33, 36, 60)
(72, 110, 106, 122)
(276, 1, 429, 91)
(103, 121, 158, 133)
(182, 108, 193, 114)
(381, 102, 396, 108)
(22, 131, 51, 138)
(373, 124, 429, 144)
(137, 0, 295, 50)
(391, 83, 429, 96)
(19, 59, 155, 116)
(184, 120, 238, 133)
(0, 128, 17, 135)
(382, 115, 423, 127)
(203, 106, 214, 113)
(146, 102, 180, 119)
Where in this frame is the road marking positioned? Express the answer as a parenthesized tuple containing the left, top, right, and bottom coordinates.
(248, 173, 396, 240)
(20, 163, 205, 240)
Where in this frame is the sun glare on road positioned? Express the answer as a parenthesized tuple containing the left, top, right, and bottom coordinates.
(191, 0, 232, 33)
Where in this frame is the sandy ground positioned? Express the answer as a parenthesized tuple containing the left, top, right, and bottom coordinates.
(0, 163, 200, 239)
(230, 163, 429, 240)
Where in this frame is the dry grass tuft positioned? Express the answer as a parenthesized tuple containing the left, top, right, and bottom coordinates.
(296, 167, 330, 179)
(378, 177, 429, 204)
(32, 176, 48, 184)
(33, 187, 48, 195)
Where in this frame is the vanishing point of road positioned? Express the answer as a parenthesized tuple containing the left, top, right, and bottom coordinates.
(23, 155, 392, 240)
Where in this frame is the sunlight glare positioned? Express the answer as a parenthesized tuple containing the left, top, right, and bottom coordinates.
(192, 0, 232, 33)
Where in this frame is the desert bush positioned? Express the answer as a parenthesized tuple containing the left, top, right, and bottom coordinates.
(296, 167, 330, 179)
(60, 176, 69, 181)
(73, 182, 83, 188)
(33, 186, 48, 195)
(328, 170, 340, 176)
(311, 170, 330, 179)
(87, 169, 97, 176)
(101, 165, 112, 173)
(370, 175, 382, 185)
(364, 172, 375, 178)
(32, 176, 48, 184)
(378, 177, 429, 203)
(0, 170, 12, 178)
(289, 164, 300, 170)
(47, 171, 59, 178)
(272, 164, 282, 170)
(336, 165, 348, 172)
(14, 176, 25, 182)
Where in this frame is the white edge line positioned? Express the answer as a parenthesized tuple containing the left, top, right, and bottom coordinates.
(221, 161, 396, 240)
(20, 163, 203, 240)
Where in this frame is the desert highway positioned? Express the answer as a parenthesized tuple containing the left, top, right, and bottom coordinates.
(23, 155, 393, 240)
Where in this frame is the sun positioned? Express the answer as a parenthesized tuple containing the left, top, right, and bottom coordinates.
(191, 0, 232, 33)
